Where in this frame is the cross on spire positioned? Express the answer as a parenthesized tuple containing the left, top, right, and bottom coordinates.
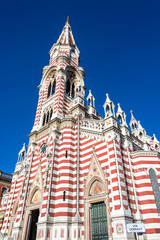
(66, 16, 71, 24)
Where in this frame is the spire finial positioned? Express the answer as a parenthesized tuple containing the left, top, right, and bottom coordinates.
(66, 16, 71, 24)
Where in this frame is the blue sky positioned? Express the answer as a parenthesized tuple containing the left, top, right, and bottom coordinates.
(0, 0, 160, 174)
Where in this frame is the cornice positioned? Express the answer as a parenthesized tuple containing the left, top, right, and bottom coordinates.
(0, 176, 12, 183)
(70, 103, 86, 113)
(29, 117, 78, 141)
(131, 150, 160, 158)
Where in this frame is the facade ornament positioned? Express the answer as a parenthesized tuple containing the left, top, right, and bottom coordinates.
(129, 110, 138, 130)
(18, 143, 26, 162)
(116, 103, 128, 127)
(152, 134, 160, 151)
(103, 93, 115, 118)
(87, 90, 95, 107)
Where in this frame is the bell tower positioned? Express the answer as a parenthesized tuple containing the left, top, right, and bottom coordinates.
(32, 17, 85, 132)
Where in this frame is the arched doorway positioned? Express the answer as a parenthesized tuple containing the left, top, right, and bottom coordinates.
(84, 178, 111, 240)
(27, 209, 39, 240)
(91, 201, 108, 240)
(22, 188, 42, 240)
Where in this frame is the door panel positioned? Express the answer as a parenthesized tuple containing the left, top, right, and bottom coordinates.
(91, 202, 108, 240)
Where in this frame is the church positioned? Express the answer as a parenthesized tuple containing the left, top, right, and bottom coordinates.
(1, 17, 160, 240)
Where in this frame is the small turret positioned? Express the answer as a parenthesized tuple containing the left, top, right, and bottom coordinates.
(129, 110, 138, 130)
(86, 90, 96, 116)
(87, 90, 95, 107)
(116, 103, 128, 127)
(18, 143, 26, 162)
(137, 121, 146, 141)
(103, 94, 115, 118)
(152, 134, 160, 151)
(130, 111, 146, 141)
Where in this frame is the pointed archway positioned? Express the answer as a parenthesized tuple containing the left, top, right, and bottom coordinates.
(21, 164, 43, 240)
(83, 146, 112, 240)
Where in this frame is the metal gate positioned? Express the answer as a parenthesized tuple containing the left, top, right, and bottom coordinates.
(91, 202, 108, 240)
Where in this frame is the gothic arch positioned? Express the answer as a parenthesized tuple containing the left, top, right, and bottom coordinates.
(85, 175, 106, 199)
(22, 186, 42, 240)
(83, 148, 112, 240)
(27, 186, 42, 206)
(40, 66, 57, 86)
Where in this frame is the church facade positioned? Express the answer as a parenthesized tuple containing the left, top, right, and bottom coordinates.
(1, 18, 160, 240)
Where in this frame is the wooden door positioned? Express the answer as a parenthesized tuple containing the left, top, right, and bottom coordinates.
(91, 202, 108, 240)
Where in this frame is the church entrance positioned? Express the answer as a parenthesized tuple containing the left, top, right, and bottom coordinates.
(27, 209, 39, 240)
(91, 202, 108, 240)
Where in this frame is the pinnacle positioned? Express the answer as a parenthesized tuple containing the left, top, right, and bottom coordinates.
(105, 93, 111, 103)
(117, 103, 123, 113)
(56, 16, 75, 46)
(66, 16, 71, 24)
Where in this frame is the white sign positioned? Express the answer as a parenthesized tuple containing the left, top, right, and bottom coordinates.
(127, 223, 145, 233)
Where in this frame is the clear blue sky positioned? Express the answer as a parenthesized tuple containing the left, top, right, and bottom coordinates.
(0, 0, 160, 174)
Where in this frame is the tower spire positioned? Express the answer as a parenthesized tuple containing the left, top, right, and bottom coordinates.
(56, 16, 75, 45)
(49, 17, 80, 64)
(66, 16, 71, 24)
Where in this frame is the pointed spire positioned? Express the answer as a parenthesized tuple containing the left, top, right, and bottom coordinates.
(117, 103, 123, 114)
(152, 134, 159, 151)
(103, 93, 115, 118)
(66, 16, 70, 24)
(56, 16, 75, 45)
(137, 121, 143, 130)
(116, 103, 128, 127)
(153, 134, 159, 143)
(18, 143, 26, 162)
(129, 110, 138, 130)
(49, 17, 80, 63)
(105, 93, 112, 104)
(87, 90, 95, 107)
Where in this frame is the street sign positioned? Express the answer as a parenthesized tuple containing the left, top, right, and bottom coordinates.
(127, 223, 145, 233)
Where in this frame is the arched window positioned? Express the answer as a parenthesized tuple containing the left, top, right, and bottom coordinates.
(139, 132, 143, 139)
(117, 115, 122, 125)
(42, 114, 46, 126)
(47, 82, 51, 98)
(71, 83, 75, 98)
(149, 168, 160, 213)
(66, 80, 70, 95)
(1, 187, 7, 198)
(50, 109, 53, 120)
(52, 80, 56, 95)
(46, 111, 49, 123)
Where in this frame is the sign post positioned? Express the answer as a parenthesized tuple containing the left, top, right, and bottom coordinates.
(127, 223, 145, 239)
